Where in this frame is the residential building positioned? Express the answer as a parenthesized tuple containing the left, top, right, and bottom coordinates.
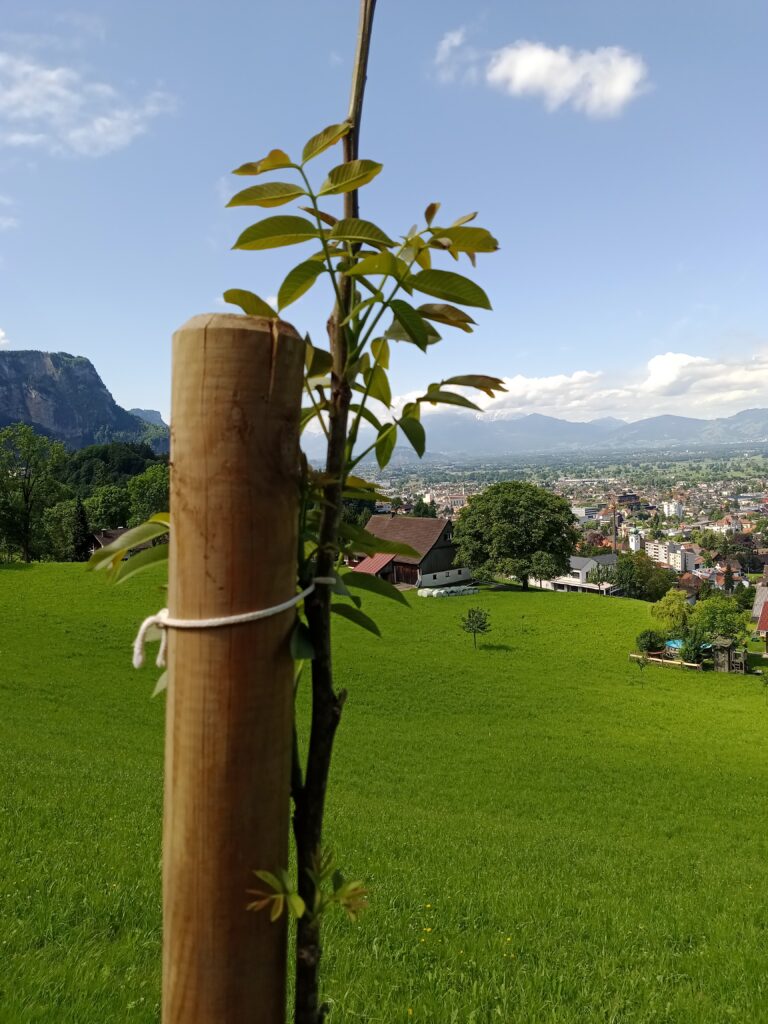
(352, 515, 468, 588)
(662, 500, 684, 518)
(751, 585, 768, 623)
(645, 540, 698, 573)
(538, 554, 620, 595)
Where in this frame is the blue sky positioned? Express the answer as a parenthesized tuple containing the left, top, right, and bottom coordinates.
(0, 0, 765, 423)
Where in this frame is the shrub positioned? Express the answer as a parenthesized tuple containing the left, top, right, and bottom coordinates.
(636, 629, 666, 653)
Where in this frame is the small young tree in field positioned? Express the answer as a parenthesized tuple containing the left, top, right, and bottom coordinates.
(635, 653, 649, 685)
(461, 607, 491, 649)
(89, 2, 506, 1017)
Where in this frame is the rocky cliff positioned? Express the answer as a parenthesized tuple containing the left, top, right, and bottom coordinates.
(0, 350, 168, 450)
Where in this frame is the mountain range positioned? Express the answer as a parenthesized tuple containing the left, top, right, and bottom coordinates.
(3, 349, 768, 458)
(404, 408, 768, 457)
(0, 350, 168, 451)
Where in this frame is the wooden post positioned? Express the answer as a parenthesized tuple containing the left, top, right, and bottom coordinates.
(164, 313, 304, 1024)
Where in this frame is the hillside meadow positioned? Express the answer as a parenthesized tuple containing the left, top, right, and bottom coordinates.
(2, 565, 768, 1022)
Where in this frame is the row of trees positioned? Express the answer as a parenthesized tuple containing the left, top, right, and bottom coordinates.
(0, 424, 169, 562)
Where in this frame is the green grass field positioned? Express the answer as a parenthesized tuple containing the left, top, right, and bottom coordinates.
(2, 565, 768, 1023)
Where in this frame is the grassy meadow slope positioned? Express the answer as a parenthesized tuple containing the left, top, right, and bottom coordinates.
(2, 565, 768, 1022)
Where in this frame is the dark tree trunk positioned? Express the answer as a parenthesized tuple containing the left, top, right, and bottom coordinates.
(292, 3, 377, 1022)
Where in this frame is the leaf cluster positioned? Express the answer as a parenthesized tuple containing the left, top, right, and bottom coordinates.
(247, 849, 367, 924)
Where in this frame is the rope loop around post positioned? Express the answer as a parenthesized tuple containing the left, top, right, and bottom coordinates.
(133, 576, 336, 670)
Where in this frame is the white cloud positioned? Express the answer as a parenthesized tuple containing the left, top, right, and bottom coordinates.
(433, 26, 482, 85)
(385, 346, 768, 425)
(0, 328, 9, 346)
(434, 32, 649, 118)
(434, 27, 467, 83)
(0, 215, 18, 231)
(486, 42, 648, 117)
(0, 51, 174, 156)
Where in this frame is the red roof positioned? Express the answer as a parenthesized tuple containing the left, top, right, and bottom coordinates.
(352, 552, 395, 576)
(363, 515, 452, 565)
(758, 603, 768, 633)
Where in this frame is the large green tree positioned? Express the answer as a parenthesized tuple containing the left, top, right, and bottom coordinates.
(689, 594, 750, 644)
(84, 484, 131, 532)
(453, 482, 578, 589)
(0, 424, 66, 562)
(127, 464, 170, 526)
(651, 589, 690, 635)
(615, 551, 675, 602)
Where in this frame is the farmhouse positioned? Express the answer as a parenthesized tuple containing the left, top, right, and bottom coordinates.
(352, 515, 470, 588)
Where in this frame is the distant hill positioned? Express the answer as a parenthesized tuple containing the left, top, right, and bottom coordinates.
(301, 406, 768, 461)
(0, 351, 169, 452)
(129, 408, 167, 428)
(416, 408, 768, 457)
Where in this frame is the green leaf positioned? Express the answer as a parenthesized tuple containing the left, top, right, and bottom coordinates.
(223, 288, 277, 317)
(299, 206, 338, 228)
(278, 260, 325, 310)
(331, 603, 381, 637)
(339, 523, 419, 558)
(305, 344, 333, 378)
(424, 201, 440, 225)
(270, 896, 285, 922)
(386, 299, 430, 349)
(341, 294, 381, 325)
(227, 182, 306, 208)
(399, 416, 426, 457)
(375, 424, 397, 468)
(371, 337, 390, 369)
(302, 122, 350, 163)
(330, 574, 361, 607)
(254, 869, 284, 891)
(452, 211, 477, 226)
(419, 389, 481, 411)
(366, 364, 391, 407)
(443, 374, 507, 396)
(349, 402, 382, 432)
(342, 571, 409, 605)
(429, 226, 499, 253)
(418, 303, 476, 333)
(115, 542, 168, 584)
(287, 892, 307, 919)
(410, 269, 492, 309)
(233, 150, 293, 175)
(233, 216, 319, 251)
(88, 520, 170, 571)
(329, 218, 395, 249)
(290, 621, 315, 660)
(318, 160, 383, 196)
(344, 252, 409, 280)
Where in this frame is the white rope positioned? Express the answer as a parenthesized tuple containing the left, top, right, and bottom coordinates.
(132, 577, 336, 670)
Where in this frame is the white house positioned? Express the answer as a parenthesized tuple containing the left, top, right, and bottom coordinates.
(662, 500, 684, 518)
(537, 554, 620, 595)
